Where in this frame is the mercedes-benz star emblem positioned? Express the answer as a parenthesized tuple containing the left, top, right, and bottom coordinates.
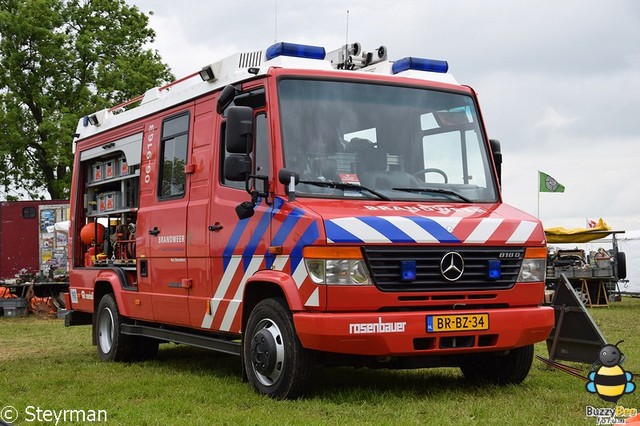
(440, 252, 464, 281)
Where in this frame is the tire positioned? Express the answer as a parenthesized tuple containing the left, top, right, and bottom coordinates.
(51, 294, 66, 311)
(95, 294, 137, 362)
(243, 298, 314, 399)
(616, 251, 627, 280)
(574, 288, 590, 306)
(459, 344, 534, 385)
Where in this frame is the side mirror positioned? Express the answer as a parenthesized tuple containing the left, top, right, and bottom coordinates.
(278, 168, 300, 201)
(225, 106, 254, 154)
(216, 85, 236, 115)
(224, 155, 252, 181)
(489, 139, 502, 186)
(235, 201, 256, 220)
(278, 168, 300, 186)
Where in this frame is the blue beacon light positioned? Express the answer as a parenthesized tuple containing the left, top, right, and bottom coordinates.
(487, 260, 502, 280)
(401, 260, 417, 282)
(265, 42, 326, 61)
(391, 57, 449, 74)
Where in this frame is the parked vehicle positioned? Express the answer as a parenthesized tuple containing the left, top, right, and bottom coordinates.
(0, 200, 69, 316)
(64, 41, 554, 398)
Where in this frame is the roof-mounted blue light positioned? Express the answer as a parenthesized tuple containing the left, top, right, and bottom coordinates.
(265, 42, 326, 61)
(392, 57, 449, 74)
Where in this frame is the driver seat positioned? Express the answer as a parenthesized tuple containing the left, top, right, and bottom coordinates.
(355, 146, 386, 187)
(355, 146, 421, 189)
(376, 171, 422, 189)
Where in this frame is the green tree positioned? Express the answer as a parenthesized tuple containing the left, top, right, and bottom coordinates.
(0, 0, 173, 200)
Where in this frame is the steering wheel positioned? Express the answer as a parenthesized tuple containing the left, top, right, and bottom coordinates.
(412, 168, 448, 183)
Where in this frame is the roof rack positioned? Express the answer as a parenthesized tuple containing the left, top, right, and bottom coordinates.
(74, 41, 456, 143)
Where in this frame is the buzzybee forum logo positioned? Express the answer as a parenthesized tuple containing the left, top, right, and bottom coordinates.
(583, 342, 638, 425)
(586, 341, 635, 403)
(538, 341, 638, 424)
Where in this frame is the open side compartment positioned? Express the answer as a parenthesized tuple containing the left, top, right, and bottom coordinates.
(75, 133, 142, 279)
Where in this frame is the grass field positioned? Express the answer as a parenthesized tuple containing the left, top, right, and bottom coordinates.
(1, 298, 639, 425)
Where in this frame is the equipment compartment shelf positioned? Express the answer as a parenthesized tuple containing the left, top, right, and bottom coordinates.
(87, 207, 138, 218)
(85, 164, 139, 216)
(86, 169, 140, 188)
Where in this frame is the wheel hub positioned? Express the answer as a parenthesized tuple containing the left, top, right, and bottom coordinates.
(251, 329, 277, 375)
(98, 307, 114, 353)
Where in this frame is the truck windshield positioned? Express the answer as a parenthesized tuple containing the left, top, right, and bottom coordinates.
(278, 78, 498, 202)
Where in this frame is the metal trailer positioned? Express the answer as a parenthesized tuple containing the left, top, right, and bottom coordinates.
(545, 230, 627, 307)
(0, 200, 69, 316)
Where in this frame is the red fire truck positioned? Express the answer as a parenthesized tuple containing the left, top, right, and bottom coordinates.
(65, 41, 554, 398)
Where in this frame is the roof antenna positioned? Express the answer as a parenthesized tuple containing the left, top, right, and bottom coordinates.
(274, 0, 278, 43)
(345, 10, 349, 63)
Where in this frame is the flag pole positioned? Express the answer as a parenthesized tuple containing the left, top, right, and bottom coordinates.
(537, 171, 565, 220)
(537, 170, 540, 218)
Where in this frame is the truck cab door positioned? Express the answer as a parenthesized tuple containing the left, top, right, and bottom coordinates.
(185, 97, 216, 327)
(199, 108, 273, 333)
(137, 111, 191, 326)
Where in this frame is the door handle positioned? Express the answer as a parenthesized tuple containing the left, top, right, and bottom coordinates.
(148, 227, 160, 236)
(208, 223, 223, 232)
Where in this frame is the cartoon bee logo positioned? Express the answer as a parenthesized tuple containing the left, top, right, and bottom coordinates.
(586, 341, 636, 403)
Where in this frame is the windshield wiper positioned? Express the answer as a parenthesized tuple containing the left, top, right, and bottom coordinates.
(299, 180, 390, 201)
(392, 187, 471, 203)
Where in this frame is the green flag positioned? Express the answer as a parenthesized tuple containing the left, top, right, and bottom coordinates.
(539, 171, 565, 193)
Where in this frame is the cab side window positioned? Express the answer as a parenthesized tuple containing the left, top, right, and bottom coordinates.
(159, 112, 189, 198)
(254, 113, 270, 178)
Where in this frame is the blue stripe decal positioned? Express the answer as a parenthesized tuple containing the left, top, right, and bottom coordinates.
(408, 216, 460, 243)
(290, 222, 319, 272)
(266, 206, 306, 269)
(325, 220, 363, 243)
(271, 207, 306, 246)
(325, 216, 462, 244)
(357, 216, 415, 243)
(222, 219, 250, 271)
(242, 202, 282, 272)
(273, 196, 285, 210)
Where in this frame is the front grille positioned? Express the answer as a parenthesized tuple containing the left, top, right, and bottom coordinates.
(362, 246, 524, 292)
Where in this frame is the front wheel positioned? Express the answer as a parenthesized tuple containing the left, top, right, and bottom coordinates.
(243, 298, 314, 399)
(459, 344, 534, 385)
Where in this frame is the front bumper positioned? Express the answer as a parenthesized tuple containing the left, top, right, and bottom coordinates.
(293, 306, 554, 356)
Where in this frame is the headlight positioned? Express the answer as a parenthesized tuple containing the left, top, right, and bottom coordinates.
(517, 247, 547, 282)
(303, 247, 372, 285)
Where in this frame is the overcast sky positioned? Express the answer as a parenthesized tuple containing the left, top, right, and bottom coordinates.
(129, 0, 640, 232)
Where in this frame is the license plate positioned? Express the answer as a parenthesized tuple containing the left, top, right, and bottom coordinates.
(426, 314, 489, 332)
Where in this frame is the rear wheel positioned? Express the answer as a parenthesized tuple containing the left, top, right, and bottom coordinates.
(459, 344, 534, 384)
(95, 294, 159, 362)
(96, 294, 135, 361)
(243, 298, 314, 399)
